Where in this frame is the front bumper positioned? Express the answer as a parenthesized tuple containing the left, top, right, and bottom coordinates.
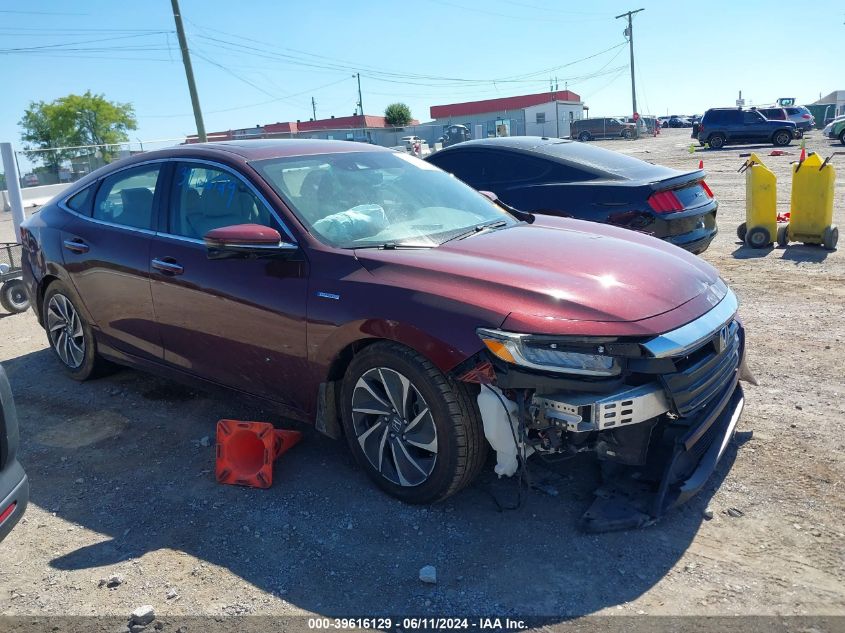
(580, 379, 743, 532)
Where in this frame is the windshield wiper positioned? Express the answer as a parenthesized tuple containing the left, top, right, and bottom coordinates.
(439, 220, 509, 245)
(348, 242, 435, 250)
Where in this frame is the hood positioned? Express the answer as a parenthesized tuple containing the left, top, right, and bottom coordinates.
(355, 218, 720, 335)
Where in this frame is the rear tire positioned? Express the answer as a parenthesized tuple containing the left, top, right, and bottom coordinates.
(0, 280, 30, 314)
(708, 134, 725, 149)
(622, 129, 633, 139)
(736, 222, 747, 242)
(42, 280, 113, 381)
(839, 130, 845, 146)
(823, 225, 839, 251)
(746, 226, 771, 248)
(777, 224, 789, 247)
(340, 342, 486, 504)
(578, 131, 591, 142)
(773, 130, 792, 147)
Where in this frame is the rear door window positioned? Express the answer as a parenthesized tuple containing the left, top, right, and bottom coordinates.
(476, 151, 551, 183)
(93, 165, 161, 230)
(427, 150, 486, 185)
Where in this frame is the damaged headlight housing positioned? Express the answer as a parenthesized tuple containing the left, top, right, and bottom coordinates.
(477, 328, 621, 376)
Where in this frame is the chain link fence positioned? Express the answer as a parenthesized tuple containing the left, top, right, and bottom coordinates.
(11, 138, 186, 189)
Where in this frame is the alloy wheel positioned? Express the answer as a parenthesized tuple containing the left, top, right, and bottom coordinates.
(46, 293, 85, 369)
(351, 367, 437, 487)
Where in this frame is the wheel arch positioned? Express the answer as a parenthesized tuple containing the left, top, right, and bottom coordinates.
(313, 319, 484, 440)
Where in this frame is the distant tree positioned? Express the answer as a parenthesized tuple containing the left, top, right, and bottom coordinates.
(384, 102, 413, 127)
(19, 91, 137, 170)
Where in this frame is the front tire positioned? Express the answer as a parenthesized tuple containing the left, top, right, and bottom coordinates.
(0, 280, 31, 314)
(42, 280, 111, 380)
(773, 130, 792, 147)
(578, 131, 591, 142)
(839, 129, 845, 146)
(340, 342, 485, 504)
(736, 222, 747, 242)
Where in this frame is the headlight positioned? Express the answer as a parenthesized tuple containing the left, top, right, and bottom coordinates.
(476, 328, 621, 376)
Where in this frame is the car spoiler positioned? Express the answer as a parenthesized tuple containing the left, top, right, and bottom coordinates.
(649, 169, 706, 192)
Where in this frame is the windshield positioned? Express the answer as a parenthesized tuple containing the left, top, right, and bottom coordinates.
(252, 151, 515, 248)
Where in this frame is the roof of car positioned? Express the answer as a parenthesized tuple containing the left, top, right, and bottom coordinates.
(437, 136, 574, 152)
(177, 139, 392, 161)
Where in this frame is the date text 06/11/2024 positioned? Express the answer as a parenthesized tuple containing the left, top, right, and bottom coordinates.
(306, 617, 529, 630)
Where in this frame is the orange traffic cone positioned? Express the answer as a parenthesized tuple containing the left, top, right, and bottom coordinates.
(215, 420, 301, 489)
(273, 429, 302, 459)
(798, 146, 806, 163)
(698, 159, 704, 169)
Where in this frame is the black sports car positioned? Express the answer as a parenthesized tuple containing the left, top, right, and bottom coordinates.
(426, 136, 718, 254)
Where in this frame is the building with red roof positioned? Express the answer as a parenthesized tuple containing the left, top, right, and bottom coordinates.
(430, 90, 585, 138)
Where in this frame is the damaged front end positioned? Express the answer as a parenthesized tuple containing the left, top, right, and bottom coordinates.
(459, 288, 752, 532)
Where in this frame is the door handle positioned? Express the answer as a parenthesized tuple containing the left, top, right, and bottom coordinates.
(151, 258, 184, 275)
(63, 239, 89, 254)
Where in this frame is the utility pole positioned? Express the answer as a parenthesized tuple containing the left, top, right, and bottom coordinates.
(311, 97, 317, 121)
(616, 8, 644, 135)
(171, 0, 206, 142)
(355, 73, 364, 118)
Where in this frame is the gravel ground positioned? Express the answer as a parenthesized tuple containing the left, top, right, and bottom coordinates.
(0, 129, 843, 628)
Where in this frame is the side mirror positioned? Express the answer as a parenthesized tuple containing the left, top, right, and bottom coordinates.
(204, 224, 298, 260)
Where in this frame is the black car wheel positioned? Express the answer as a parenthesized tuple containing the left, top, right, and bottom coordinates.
(777, 224, 789, 247)
(736, 222, 747, 242)
(839, 129, 845, 146)
(708, 134, 725, 149)
(42, 281, 112, 381)
(773, 130, 792, 147)
(746, 226, 771, 249)
(340, 341, 485, 504)
(622, 129, 633, 139)
(578, 131, 591, 142)
(0, 280, 30, 314)
(822, 225, 839, 251)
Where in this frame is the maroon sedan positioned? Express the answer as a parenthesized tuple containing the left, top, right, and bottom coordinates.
(21, 140, 751, 531)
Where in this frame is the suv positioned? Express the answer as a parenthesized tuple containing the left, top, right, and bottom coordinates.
(784, 106, 815, 133)
(0, 365, 28, 542)
(694, 108, 796, 149)
(571, 117, 635, 141)
(823, 115, 845, 145)
(757, 107, 788, 121)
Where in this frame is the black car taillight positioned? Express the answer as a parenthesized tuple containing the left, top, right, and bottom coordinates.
(647, 190, 684, 213)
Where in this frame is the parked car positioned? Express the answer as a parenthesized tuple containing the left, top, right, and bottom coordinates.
(0, 364, 28, 543)
(426, 136, 718, 254)
(784, 106, 815, 133)
(694, 108, 796, 149)
(756, 107, 788, 121)
(21, 140, 750, 530)
(664, 116, 692, 128)
(570, 117, 635, 141)
(823, 115, 845, 145)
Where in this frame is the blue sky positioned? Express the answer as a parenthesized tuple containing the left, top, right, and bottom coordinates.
(1, 0, 844, 156)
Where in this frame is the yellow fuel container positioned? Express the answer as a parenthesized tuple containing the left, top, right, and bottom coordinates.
(787, 152, 838, 250)
(739, 153, 778, 248)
